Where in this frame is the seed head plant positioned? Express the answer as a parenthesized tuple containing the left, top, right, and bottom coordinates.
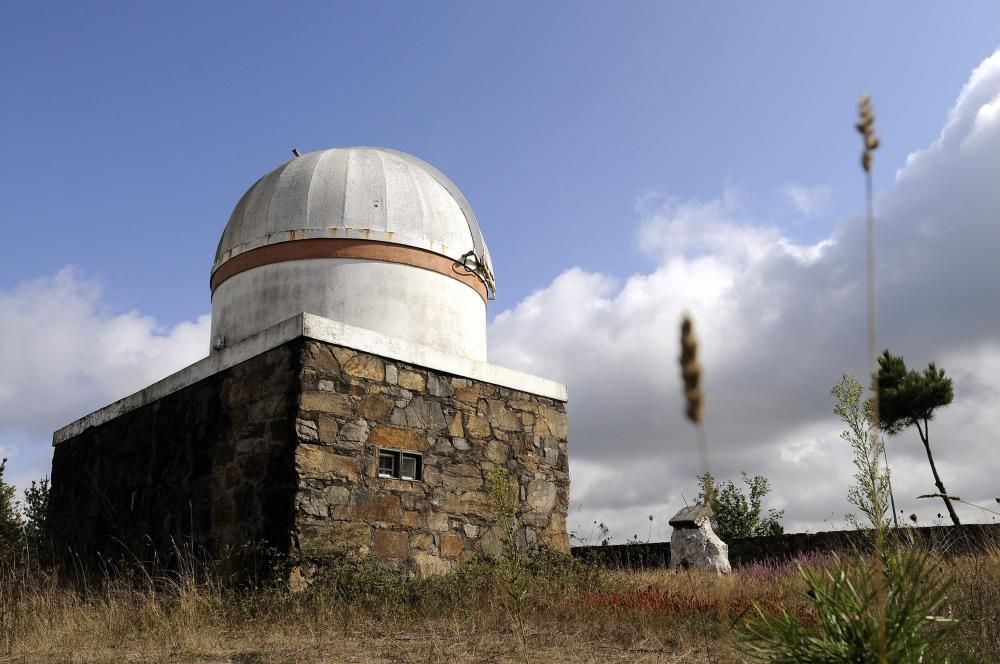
(679, 315, 703, 425)
(678, 315, 737, 662)
(856, 93, 880, 173)
(679, 315, 712, 496)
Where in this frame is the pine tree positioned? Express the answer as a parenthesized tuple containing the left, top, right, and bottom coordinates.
(0, 458, 21, 548)
(876, 350, 959, 525)
(21, 477, 50, 555)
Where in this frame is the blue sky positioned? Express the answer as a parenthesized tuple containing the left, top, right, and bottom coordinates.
(3, 2, 1000, 535)
(3, 1, 999, 319)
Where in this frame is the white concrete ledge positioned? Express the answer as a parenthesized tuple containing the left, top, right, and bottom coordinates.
(53, 313, 567, 446)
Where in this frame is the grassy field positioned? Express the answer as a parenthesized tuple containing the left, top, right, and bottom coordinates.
(1, 546, 998, 663)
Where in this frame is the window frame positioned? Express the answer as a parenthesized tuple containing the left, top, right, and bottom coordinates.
(376, 448, 422, 482)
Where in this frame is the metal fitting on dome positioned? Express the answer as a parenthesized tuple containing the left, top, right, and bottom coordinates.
(458, 251, 496, 300)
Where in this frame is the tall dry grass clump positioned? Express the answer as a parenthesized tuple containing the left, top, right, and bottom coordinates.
(0, 543, 619, 663)
(1, 536, 998, 661)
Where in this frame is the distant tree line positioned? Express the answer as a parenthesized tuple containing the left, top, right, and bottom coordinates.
(0, 458, 50, 563)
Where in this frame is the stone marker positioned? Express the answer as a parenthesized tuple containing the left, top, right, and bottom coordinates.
(668, 505, 731, 574)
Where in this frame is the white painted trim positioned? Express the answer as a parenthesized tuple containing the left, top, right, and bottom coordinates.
(52, 313, 567, 446)
(300, 314, 566, 402)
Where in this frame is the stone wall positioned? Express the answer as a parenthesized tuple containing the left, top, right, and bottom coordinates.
(293, 340, 570, 576)
(572, 523, 1000, 569)
(49, 344, 300, 563)
(49, 337, 570, 576)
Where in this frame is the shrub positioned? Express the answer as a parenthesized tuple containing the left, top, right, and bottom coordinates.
(696, 471, 784, 540)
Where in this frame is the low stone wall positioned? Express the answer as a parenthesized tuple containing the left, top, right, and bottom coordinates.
(572, 523, 1000, 569)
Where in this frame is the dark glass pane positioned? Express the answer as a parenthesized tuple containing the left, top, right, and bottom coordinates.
(401, 455, 417, 480)
(401, 453, 422, 481)
(378, 451, 397, 477)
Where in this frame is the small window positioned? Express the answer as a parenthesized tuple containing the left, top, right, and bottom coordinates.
(377, 449, 422, 481)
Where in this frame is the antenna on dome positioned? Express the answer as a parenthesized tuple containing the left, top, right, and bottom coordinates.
(291, 148, 302, 158)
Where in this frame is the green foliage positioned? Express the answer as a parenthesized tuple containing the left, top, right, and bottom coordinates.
(20, 478, 49, 554)
(876, 350, 960, 525)
(739, 367, 961, 663)
(696, 471, 784, 541)
(0, 464, 51, 565)
(832, 373, 891, 533)
(486, 467, 521, 552)
(486, 467, 530, 662)
(300, 553, 412, 610)
(741, 550, 958, 663)
(0, 459, 20, 549)
(877, 351, 954, 436)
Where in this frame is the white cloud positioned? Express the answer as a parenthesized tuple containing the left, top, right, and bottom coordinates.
(0, 267, 210, 490)
(782, 183, 832, 217)
(490, 50, 1000, 540)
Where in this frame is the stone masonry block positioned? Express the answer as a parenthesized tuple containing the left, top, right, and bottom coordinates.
(440, 533, 465, 558)
(373, 530, 409, 558)
(369, 425, 428, 451)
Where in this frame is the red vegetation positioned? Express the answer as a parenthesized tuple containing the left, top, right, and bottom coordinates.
(577, 587, 816, 625)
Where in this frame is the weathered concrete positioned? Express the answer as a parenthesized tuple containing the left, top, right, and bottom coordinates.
(49, 337, 570, 576)
(212, 258, 487, 362)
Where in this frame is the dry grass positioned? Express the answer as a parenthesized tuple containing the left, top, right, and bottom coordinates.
(1, 545, 997, 663)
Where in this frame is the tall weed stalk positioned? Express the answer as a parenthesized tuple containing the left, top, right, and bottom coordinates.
(487, 467, 530, 663)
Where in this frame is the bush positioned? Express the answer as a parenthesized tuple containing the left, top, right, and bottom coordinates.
(696, 471, 784, 540)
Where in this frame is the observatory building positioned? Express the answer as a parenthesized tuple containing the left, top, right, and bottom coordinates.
(49, 147, 569, 576)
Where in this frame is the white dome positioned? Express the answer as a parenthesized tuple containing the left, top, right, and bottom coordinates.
(213, 147, 494, 293)
(210, 147, 494, 361)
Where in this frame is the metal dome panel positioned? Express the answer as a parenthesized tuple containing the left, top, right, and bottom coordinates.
(214, 147, 494, 295)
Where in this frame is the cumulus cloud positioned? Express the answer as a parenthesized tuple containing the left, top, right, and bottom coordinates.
(0, 267, 209, 489)
(490, 51, 1000, 541)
